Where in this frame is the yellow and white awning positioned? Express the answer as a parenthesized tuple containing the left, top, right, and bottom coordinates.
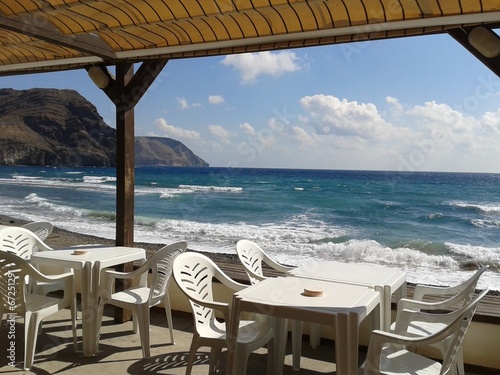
(0, 0, 499, 75)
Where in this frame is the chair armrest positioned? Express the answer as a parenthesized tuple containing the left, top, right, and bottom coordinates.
(264, 257, 294, 273)
(185, 291, 231, 319)
(99, 266, 148, 297)
(29, 268, 75, 299)
(217, 273, 249, 292)
(29, 266, 74, 283)
(101, 258, 152, 281)
(243, 268, 267, 285)
(365, 328, 443, 375)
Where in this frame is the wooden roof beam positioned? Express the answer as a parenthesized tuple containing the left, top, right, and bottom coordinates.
(448, 26, 500, 78)
(0, 14, 116, 60)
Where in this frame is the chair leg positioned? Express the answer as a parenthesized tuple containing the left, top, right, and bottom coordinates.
(208, 347, 222, 375)
(136, 306, 151, 359)
(185, 337, 200, 375)
(132, 312, 138, 333)
(24, 312, 40, 370)
(70, 296, 78, 353)
(95, 301, 106, 352)
(163, 293, 175, 344)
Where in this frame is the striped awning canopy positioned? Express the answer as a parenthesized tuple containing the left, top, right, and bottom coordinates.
(0, 0, 499, 76)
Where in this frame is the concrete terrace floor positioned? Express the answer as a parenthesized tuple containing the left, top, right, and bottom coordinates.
(0, 306, 485, 375)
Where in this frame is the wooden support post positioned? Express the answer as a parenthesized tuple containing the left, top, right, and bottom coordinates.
(114, 62, 135, 323)
(89, 59, 168, 323)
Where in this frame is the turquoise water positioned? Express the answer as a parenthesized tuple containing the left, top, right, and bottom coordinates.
(0, 166, 498, 290)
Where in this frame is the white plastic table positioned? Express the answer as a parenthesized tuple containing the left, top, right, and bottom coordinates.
(288, 261, 407, 331)
(30, 245, 146, 356)
(227, 276, 380, 375)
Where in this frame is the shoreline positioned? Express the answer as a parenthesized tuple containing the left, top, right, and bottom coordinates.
(0, 214, 241, 264)
(3, 215, 499, 296)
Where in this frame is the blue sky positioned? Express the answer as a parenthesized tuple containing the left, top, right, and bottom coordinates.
(2, 33, 500, 173)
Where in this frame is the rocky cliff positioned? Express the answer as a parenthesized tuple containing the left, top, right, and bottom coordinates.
(0, 88, 208, 167)
(135, 136, 208, 167)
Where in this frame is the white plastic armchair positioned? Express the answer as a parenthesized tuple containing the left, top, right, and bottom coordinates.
(0, 226, 52, 258)
(0, 251, 77, 370)
(391, 266, 488, 375)
(173, 251, 274, 375)
(96, 241, 187, 358)
(21, 221, 54, 242)
(361, 289, 488, 375)
(236, 239, 321, 371)
(0, 226, 62, 295)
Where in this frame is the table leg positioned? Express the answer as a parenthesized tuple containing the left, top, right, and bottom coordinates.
(335, 312, 359, 375)
(226, 296, 242, 375)
(270, 316, 288, 375)
(80, 262, 96, 356)
(291, 319, 303, 371)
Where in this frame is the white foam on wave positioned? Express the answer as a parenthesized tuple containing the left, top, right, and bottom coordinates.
(178, 184, 243, 192)
(471, 219, 500, 228)
(0, 174, 116, 193)
(449, 200, 500, 214)
(446, 242, 500, 262)
(2, 198, 498, 291)
(24, 193, 87, 216)
(82, 176, 116, 183)
(12, 175, 43, 180)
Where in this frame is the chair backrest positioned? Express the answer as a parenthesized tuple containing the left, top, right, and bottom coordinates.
(173, 252, 234, 331)
(439, 289, 489, 374)
(236, 240, 267, 285)
(21, 222, 53, 241)
(0, 251, 37, 315)
(0, 227, 52, 259)
(236, 239, 292, 285)
(413, 266, 488, 308)
(149, 241, 187, 301)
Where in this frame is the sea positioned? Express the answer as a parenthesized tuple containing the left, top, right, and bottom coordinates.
(0, 166, 498, 291)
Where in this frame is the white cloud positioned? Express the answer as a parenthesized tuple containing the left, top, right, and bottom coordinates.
(292, 126, 316, 146)
(209, 124, 232, 144)
(481, 109, 500, 134)
(221, 51, 302, 84)
(154, 118, 200, 140)
(176, 97, 202, 110)
(208, 95, 225, 105)
(240, 122, 256, 136)
(299, 94, 396, 139)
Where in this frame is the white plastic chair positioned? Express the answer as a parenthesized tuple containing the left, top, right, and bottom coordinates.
(21, 221, 54, 242)
(0, 251, 77, 370)
(0, 226, 63, 295)
(391, 266, 488, 375)
(96, 241, 187, 358)
(361, 288, 488, 375)
(173, 251, 274, 375)
(236, 239, 321, 371)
